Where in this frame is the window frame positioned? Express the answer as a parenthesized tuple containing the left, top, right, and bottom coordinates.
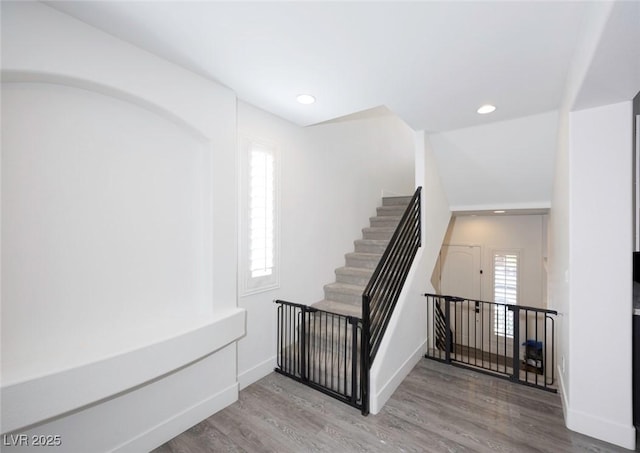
(239, 135, 280, 296)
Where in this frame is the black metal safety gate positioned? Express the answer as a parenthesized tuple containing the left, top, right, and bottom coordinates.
(425, 293, 557, 392)
(275, 300, 365, 411)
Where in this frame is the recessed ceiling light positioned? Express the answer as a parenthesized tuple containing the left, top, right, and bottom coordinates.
(296, 94, 316, 105)
(494, 210, 506, 214)
(477, 104, 496, 114)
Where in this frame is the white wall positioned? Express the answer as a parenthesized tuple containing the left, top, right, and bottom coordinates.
(548, 108, 572, 415)
(442, 215, 547, 308)
(548, 0, 612, 436)
(305, 108, 417, 266)
(236, 102, 417, 389)
(550, 102, 635, 452)
(3, 81, 213, 372)
(550, 104, 636, 449)
(369, 131, 451, 413)
(1, 2, 243, 450)
(236, 101, 308, 387)
(565, 101, 634, 449)
(430, 111, 558, 211)
(547, 1, 636, 448)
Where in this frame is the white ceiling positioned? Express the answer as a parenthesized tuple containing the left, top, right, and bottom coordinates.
(573, 1, 640, 111)
(46, 1, 637, 132)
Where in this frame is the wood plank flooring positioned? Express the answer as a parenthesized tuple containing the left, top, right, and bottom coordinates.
(153, 359, 636, 453)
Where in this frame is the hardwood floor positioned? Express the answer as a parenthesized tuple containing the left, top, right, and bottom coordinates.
(153, 359, 635, 453)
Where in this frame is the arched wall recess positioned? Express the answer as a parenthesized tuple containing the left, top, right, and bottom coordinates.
(2, 70, 211, 143)
(1, 72, 241, 434)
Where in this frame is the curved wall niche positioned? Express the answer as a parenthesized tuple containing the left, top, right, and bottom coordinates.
(1, 79, 230, 432)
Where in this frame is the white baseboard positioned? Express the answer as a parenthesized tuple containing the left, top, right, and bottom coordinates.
(558, 365, 636, 450)
(238, 355, 277, 390)
(369, 340, 426, 414)
(557, 364, 569, 422)
(565, 406, 636, 450)
(114, 383, 238, 453)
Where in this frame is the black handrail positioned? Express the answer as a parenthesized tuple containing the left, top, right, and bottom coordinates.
(363, 187, 422, 367)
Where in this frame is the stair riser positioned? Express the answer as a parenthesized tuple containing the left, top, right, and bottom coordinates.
(382, 196, 412, 207)
(336, 273, 371, 286)
(376, 206, 406, 217)
(345, 255, 380, 269)
(324, 289, 362, 305)
(362, 229, 394, 240)
(312, 300, 362, 318)
(354, 242, 388, 254)
(370, 217, 400, 228)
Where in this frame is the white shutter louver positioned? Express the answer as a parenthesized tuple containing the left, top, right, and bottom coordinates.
(249, 145, 275, 279)
(241, 137, 279, 295)
(493, 253, 518, 337)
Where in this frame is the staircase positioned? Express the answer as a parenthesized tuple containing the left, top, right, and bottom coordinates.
(313, 195, 413, 318)
(275, 189, 422, 415)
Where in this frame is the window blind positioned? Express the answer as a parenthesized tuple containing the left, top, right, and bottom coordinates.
(493, 253, 518, 337)
(249, 145, 275, 279)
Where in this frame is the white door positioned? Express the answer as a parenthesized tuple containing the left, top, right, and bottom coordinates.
(438, 245, 482, 349)
(439, 245, 481, 300)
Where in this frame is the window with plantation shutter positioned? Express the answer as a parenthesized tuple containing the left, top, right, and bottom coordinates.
(240, 138, 279, 295)
(249, 145, 274, 278)
(493, 252, 518, 337)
